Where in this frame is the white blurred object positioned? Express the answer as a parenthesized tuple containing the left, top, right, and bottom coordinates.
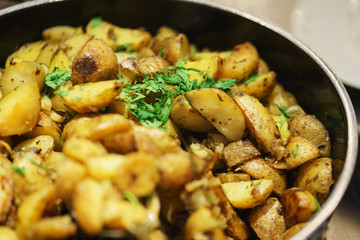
(290, 0, 360, 89)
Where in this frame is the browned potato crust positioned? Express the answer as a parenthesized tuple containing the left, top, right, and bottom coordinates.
(222, 139, 261, 168)
(71, 38, 118, 84)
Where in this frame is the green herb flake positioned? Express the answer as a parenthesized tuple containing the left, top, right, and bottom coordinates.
(73, 97, 82, 102)
(277, 105, 294, 119)
(12, 164, 25, 176)
(123, 191, 140, 205)
(21, 153, 55, 173)
(243, 71, 259, 86)
(293, 144, 299, 158)
(312, 194, 320, 214)
(114, 43, 131, 53)
(91, 17, 103, 28)
(208, 193, 214, 205)
(54, 90, 68, 97)
(45, 68, 72, 90)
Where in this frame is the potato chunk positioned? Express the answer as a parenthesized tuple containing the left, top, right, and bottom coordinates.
(0, 81, 40, 137)
(249, 197, 286, 240)
(71, 38, 118, 84)
(222, 139, 261, 168)
(296, 157, 334, 203)
(221, 180, 274, 209)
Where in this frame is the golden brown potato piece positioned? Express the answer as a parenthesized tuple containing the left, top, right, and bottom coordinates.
(1, 61, 47, 96)
(59, 33, 93, 61)
(64, 114, 132, 141)
(233, 91, 285, 160)
(249, 197, 286, 240)
(13, 135, 54, 159)
(72, 178, 105, 235)
(62, 80, 122, 113)
(113, 152, 160, 197)
(283, 223, 307, 239)
(265, 84, 298, 115)
(119, 55, 169, 78)
(23, 111, 63, 150)
(42, 25, 83, 40)
(289, 114, 331, 157)
(102, 130, 137, 154)
(85, 154, 126, 180)
(5, 40, 47, 67)
(281, 188, 319, 228)
(0, 81, 40, 137)
(257, 58, 270, 74)
(48, 50, 72, 73)
(272, 114, 291, 143)
(186, 88, 246, 141)
(241, 158, 287, 196)
(183, 56, 222, 81)
(284, 136, 321, 170)
(296, 157, 334, 203)
(170, 94, 215, 133)
(237, 71, 277, 100)
(71, 38, 118, 84)
(185, 207, 228, 240)
(86, 18, 152, 51)
(222, 139, 261, 168)
(218, 42, 259, 81)
(152, 33, 191, 65)
(221, 180, 274, 209)
(36, 41, 59, 66)
(0, 226, 17, 240)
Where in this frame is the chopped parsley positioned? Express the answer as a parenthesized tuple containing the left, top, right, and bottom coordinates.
(208, 193, 214, 205)
(91, 17, 103, 28)
(293, 144, 299, 158)
(45, 67, 71, 90)
(12, 164, 25, 176)
(242, 71, 259, 86)
(122, 59, 236, 129)
(312, 194, 320, 214)
(123, 191, 140, 205)
(277, 105, 293, 119)
(73, 97, 82, 102)
(114, 43, 132, 53)
(158, 46, 166, 59)
(54, 90, 68, 97)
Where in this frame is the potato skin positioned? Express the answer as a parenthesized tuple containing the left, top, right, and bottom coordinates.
(296, 157, 334, 203)
(249, 197, 286, 240)
(0, 81, 41, 137)
(289, 114, 331, 157)
(71, 38, 118, 84)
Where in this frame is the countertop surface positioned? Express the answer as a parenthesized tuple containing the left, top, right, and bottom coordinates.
(1, 0, 360, 239)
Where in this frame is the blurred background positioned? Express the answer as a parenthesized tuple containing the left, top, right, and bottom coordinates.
(1, 0, 359, 239)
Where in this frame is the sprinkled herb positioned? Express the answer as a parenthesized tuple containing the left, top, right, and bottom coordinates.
(311, 114, 317, 119)
(208, 193, 214, 205)
(277, 105, 294, 119)
(114, 43, 131, 53)
(312, 194, 320, 214)
(158, 46, 166, 59)
(54, 90, 68, 97)
(73, 97, 82, 102)
(45, 67, 71, 90)
(293, 144, 299, 158)
(12, 164, 25, 176)
(242, 71, 259, 86)
(123, 191, 140, 205)
(91, 17, 103, 28)
(21, 153, 55, 173)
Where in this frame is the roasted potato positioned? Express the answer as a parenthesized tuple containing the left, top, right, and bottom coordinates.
(237, 71, 277, 100)
(5, 41, 47, 67)
(42, 25, 83, 40)
(71, 38, 118, 84)
(222, 139, 262, 168)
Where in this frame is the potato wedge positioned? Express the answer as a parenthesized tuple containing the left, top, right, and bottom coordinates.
(59, 33, 93, 61)
(86, 18, 152, 51)
(0, 227, 17, 240)
(72, 178, 105, 235)
(233, 91, 285, 160)
(289, 114, 331, 157)
(42, 25, 83, 40)
(241, 158, 287, 196)
(62, 80, 122, 113)
(216, 172, 251, 183)
(218, 42, 259, 81)
(71, 38, 118, 84)
(1, 61, 47, 96)
(237, 71, 276, 100)
(221, 180, 274, 209)
(183, 56, 222, 81)
(296, 157, 334, 203)
(0, 81, 40, 137)
(186, 88, 246, 141)
(222, 139, 262, 168)
(265, 84, 298, 115)
(284, 223, 307, 239)
(63, 137, 107, 164)
(249, 197, 286, 240)
(170, 95, 215, 133)
(119, 55, 169, 78)
(5, 40, 47, 67)
(284, 136, 321, 170)
(36, 41, 59, 66)
(14, 135, 54, 159)
(194, 51, 232, 61)
(281, 188, 319, 228)
(48, 50, 72, 73)
(85, 154, 126, 180)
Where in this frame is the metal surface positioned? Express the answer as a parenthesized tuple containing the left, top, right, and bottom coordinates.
(0, 0, 358, 239)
